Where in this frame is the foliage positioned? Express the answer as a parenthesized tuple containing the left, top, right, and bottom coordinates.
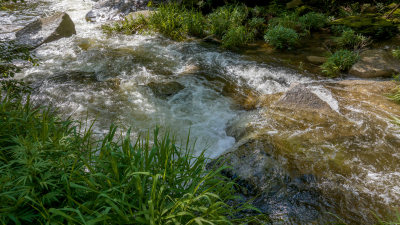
(0, 41, 35, 96)
(248, 17, 266, 37)
(208, 4, 248, 39)
(268, 12, 300, 31)
(299, 12, 328, 31)
(335, 29, 371, 50)
(102, 4, 207, 40)
(0, 92, 261, 224)
(321, 50, 359, 77)
(151, 3, 207, 40)
(388, 86, 400, 103)
(330, 25, 352, 36)
(221, 25, 253, 49)
(392, 48, 400, 60)
(264, 25, 299, 50)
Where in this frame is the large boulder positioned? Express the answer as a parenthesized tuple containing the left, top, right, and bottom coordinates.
(15, 12, 76, 49)
(86, 0, 149, 22)
(223, 80, 400, 224)
(349, 49, 400, 78)
(274, 83, 336, 114)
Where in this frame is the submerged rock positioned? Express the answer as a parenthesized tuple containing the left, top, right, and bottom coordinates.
(306, 55, 327, 65)
(223, 80, 400, 224)
(349, 49, 400, 78)
(86, 0, 149, 22)
(15, 12, 76, 48)
(274, 84, 335, 114)
(147, 81, 184, 99)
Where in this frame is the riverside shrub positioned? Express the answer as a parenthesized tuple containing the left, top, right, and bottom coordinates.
(264, 25, 299, 49)
(0, 92, 259, 224)
(208, 5, 248, 39)
(335, 29, 370, 50)
(222, 25, 253, 49)
(299, 12, 328, 31)
(321, 49, 359, 77)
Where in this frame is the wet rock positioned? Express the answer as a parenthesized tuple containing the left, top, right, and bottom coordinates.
(15, 12, 76, 48)
(215, 138, 328, 224)
(180, 64, 200, 75)
(306, 55, 327, 65)
(147, 81, 184, 99)
(224, 80, 400, 224)
(330, 14, 398, 40)
(274, 84, 335, 114)
(349, 49, 400, 78)
(86, 0, 149, 22)
(286, 0, 303, 9)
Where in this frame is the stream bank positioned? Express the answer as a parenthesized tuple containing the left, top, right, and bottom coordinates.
(1, 0, 400, 224)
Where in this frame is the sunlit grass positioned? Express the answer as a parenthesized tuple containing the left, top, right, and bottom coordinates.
(0, 92, 261, 224)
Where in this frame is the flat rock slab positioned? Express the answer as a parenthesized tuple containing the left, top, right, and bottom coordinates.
(16, 12, 76, 48)
(349, 49, 400, 78)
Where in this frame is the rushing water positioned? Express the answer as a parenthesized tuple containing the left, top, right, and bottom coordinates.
(2, 0, 400, 224)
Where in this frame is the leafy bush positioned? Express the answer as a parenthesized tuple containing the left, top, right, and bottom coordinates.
(149, 3, 207, 40)
(392, 48, 400, 60)
(264, 25, 299, 49)
(0, 92, 259, 224)
(221, 25, 253, 49)
(208, 5, 248, 39)
(321, 49, 359, 77)
(330, 25, 352, 36)
(247, 17, 266, 38)
(268, 12, 300, 31)
(103, 4, 206, 40)
(335, 29, 370, 50)
(299, 12, 328, 31)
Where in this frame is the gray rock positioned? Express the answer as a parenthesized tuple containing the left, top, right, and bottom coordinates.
(349, 49, 400, 78)
(275, 84, 333, 113)
(306, 55, 327, 65)
(86, 0, 150, 22)
(147, 81, 184, 99)
(15, 12, 76, 48)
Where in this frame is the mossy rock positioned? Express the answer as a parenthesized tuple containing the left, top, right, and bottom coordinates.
(385, 8, 400, 24)
(331, 14, 398, 40)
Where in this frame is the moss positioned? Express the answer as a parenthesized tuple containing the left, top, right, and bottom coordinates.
(331, 14, 398, 40)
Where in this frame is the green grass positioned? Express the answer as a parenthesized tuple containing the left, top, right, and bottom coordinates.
(335, 29, 370, 50)
(264, 25, 299, 50)
(0, 92, 261, 224)
(321, 49, 359, 77)
(392, 48, 400, 60)
(388, 86, 400, 103)
(102, 4, 207, 41)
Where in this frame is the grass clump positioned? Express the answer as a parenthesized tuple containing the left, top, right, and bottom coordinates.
(268, 12, 300, 31)
(222, 25, 253, 49)
(264, 25, 299, 50)
(150, 3, 207, 40)
(392, 48, 400, 60)
(0, 92, 260, 224)
(207, 4, 248, 39)
(335, 29, 370, 50)
(321, 49, 359, 77)
(299, 12, 328, 31)
(102, 4, 207, 40)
